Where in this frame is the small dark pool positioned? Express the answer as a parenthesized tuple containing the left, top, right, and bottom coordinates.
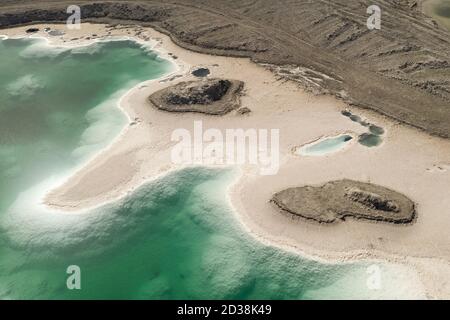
(358, 133, 383, 147)
(341, 110, 385, 147)
(369, 125, 385, 135)
(192, 67, 210, 77)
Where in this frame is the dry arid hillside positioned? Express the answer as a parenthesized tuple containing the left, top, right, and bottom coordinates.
(1, 0, 449, 137)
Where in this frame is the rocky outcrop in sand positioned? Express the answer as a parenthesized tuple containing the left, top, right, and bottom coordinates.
(272, 180, 416, 224)
(149, 78, 244, 115)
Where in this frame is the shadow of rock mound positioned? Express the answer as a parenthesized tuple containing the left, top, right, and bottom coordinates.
(271, 180, 416, 225)
(149, 78, 244, 115)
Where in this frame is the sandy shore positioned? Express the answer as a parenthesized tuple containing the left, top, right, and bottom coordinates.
(2, 23, 450, 298)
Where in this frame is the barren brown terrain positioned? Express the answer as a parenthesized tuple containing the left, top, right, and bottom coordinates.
(149, 78, 244, 115)
(272, 180, 416, 224)
(1, 0, 449, 138)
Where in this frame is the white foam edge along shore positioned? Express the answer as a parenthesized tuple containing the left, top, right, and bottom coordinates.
(1, 23, 450, 298)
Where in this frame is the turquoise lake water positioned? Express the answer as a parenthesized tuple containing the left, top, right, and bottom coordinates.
(297, 135, 353, 156)
(0, 37, 423, 299)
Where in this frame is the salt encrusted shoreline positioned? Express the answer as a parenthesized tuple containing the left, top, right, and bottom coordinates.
(2, 23, 450, 299)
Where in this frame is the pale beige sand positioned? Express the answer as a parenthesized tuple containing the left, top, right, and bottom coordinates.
(3, 23, 450, 298)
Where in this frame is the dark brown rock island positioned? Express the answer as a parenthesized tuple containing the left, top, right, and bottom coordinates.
(272, 180, 416, 224)
(149, 78, 244, 115)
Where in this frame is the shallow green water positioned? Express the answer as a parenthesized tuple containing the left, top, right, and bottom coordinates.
(0, 37, 170, 212)
(369, 125, 385, 136)
(297, 135, 353, 156)
(341, 110, 385, 147)
(0, 38, 423, 299)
